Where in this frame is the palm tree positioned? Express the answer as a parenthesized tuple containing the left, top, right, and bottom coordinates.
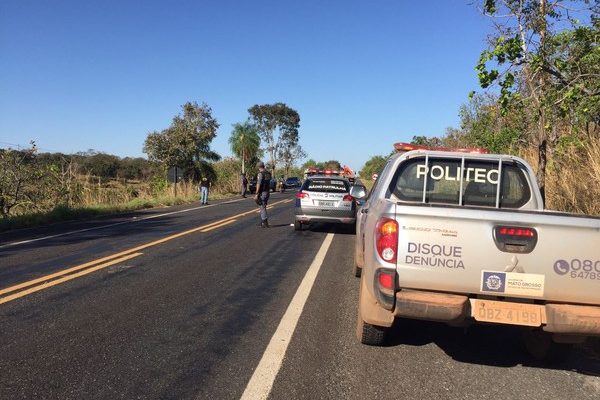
(229, 121, 261, 174)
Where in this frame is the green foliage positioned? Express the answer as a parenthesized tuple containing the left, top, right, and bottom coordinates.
(144, 101, 220, 181)
(286, 166, 304, 178)
(81, 153, 120, 178)
(150, 176, 169, 196)
(212, 157, 244, 194)
(473, 0, 600, 201)
(0, 144, 40, 217)
(278, 143, 307, 178)
(301, 159, 341, 171)
(248, 103, 301, 174)
(360, 155, 388, 179)
(321, 160, 341, 170)
(117, 157, 159, 180)
(228, 121, 261, 173)
(302, 159, 322, 169)
(411, 136, 443, 147)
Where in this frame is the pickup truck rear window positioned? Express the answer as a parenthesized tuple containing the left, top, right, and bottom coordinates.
(389, 157, 531, 208)
(304, 178, 349, 193)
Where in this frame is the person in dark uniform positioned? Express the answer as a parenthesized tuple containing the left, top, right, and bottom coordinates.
(241, 172, 248, 198)
(255, 161, 272, 228)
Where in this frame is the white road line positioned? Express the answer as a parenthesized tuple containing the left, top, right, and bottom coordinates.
(239, 233, 334, 400)
(0, 201, 230, 249)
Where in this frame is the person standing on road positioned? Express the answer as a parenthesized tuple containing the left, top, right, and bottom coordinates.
(241, 172, 248, 198)
(255, 161, 272, 228)
(200, 176, 210, 205)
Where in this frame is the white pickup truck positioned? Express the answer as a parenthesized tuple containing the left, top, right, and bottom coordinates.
(353, 143, 600, 360)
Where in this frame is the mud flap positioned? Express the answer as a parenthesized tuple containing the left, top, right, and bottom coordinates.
(358, 273, 394, 328)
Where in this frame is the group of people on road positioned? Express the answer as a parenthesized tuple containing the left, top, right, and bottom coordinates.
(199, 160, 272, 228)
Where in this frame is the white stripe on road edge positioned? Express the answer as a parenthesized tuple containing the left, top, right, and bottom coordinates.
(240, 233, 334, 400)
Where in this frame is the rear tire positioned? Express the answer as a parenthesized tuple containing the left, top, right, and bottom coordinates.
(523, 330, 572, 362)
(349, 223, 356, 234)
(353, 252, 362, 277)
(356, 312, 388, 346)
(356, 280, 388, 346)
(294, 221, 302, 231)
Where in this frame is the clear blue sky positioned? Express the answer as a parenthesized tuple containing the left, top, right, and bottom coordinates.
(1, 0, 491, 172)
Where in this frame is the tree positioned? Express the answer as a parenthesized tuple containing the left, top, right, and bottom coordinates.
(321, 160, 342, 170)
(0, 143, 38, 217)
(302, 159, 323, 170)
(144, 102, 220, 181)
(228, 121, 261, 174)
(248, 103, 300, 176)
(411, 135, 443, 147)
(0, 142, 67, 217)
(82, 153, 120, 178)
(360, 155, 388, 180)
(278, 143, 307, 178)
(475, 0, 600, 201)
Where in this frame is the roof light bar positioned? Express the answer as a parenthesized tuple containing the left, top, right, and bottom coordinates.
(393, 142, 490, 154)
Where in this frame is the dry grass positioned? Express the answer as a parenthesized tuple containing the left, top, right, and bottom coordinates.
(1, 176, 234, 232)
(520, 141, 600, 215)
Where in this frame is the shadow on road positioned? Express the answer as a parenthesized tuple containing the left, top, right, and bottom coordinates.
(385, 317, 600, 376)
(295, 222, 356, 235)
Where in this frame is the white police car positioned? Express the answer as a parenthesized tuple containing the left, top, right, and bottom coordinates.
(294, 175, 357, 231)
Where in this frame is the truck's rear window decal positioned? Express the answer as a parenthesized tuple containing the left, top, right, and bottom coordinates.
(389, 157, 531, 208)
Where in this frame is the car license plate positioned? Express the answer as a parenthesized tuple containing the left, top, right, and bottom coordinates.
(469, 299, 546, 327)
(318, 201, 335, 207)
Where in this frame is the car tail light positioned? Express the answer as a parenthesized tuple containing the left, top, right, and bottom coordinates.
(296, 191, 309, 199)
(376, 218, 398, 263)
(342, 194, 354, 202)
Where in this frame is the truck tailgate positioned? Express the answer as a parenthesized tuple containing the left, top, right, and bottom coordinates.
(395, 205, 600, 305)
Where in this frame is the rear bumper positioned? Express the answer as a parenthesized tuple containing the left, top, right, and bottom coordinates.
(544, 304, 600, 335)
(393, 289, 600, 336)
(295, 207, 355, 224)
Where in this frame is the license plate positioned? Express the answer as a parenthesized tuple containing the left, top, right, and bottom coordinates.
(469, 299, 546, 327)
(318, 201, 335, 207)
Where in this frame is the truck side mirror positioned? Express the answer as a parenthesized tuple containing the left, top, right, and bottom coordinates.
(350, 185, 367, 199)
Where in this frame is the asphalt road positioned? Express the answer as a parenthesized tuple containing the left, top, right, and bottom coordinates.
(1, 194, 599, 399)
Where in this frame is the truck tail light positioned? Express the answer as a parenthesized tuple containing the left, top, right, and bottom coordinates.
(378, 271, 394, 291)
(342, 194, 354, 202)
(296, 191, 309, 199)
(375, 269, 396, 310)
(376, 218, 398, 263)
(498, 227, 535, 237)
(493, 225, 538, 254)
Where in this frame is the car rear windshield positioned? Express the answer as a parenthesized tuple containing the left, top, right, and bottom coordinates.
(389, 156, 531, 208)
(303, 178, 349, 193)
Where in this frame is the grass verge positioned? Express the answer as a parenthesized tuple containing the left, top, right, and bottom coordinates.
(0, 192, 232, 233)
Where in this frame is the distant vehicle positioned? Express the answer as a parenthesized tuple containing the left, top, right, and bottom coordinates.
(294, 175, 357, 231)
(354, 142, 600, 361)
(248, 178, 257, 194)
(284, 176, 301, 189)
(248, 176, 277, 193)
